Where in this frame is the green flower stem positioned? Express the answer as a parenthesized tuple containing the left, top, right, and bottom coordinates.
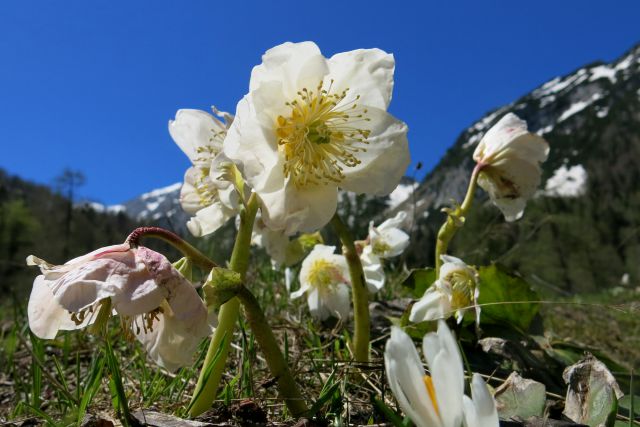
(235, 285, 308, 417)
(189, 193, 258, 417)
(331, 213, 370, 363)
(125, 226, 217, 271)
(434, 164, 481, 276)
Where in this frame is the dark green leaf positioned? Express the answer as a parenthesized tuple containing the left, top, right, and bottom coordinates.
(477, 264, 539, 331)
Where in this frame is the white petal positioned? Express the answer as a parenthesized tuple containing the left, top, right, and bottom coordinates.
(327, 48, 395, 110)
(341, 108, 410, 196)
(384, 327, 440, 427)
(186, 200, 236, 237)
(307, 288, 330, 321)
(259, 181, 338, 235)
(361, 249, 386, 292)
(134, 301, 211, 372)
(169, 109, 225, 166)
(250, 41, 328, 100)
(465, 374, 499, 427)
(424, 321, 465, 427)
(325, 283, 351, 320)
(409, 285, 451, 322)
(28, 276, 93, 339)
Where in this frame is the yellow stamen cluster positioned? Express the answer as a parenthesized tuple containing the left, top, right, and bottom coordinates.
(193, 168, 217, 207)
(70, 304, 96, 326)
(276, 80, 371, 187)
(121, 306, 165, 339)
(448, 271, 476, 310)
(307, 259, 344, 290)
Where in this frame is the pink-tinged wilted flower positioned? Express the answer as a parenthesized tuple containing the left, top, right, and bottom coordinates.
(473, 113, 549, 222)
(26, 244, 212, 372)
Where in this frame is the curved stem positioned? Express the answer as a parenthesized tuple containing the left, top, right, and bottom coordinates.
(331, 213, 370, 363)
(236, 286, 308, 416)
(125, 226, 217, 271)
(189, 194, 259, 417)
(435, 164, 481, 275)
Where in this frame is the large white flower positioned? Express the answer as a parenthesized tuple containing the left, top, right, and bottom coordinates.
(366, 211, 410, 258)
(473, 113, 549, 221)
(224, 41, 410, 235)
(384, 322, 498, 427)
(27, 244, 211, 372)
(169, 108, 241, 236)
(291, 244, 350, 321)
(410, 255, 480, 324)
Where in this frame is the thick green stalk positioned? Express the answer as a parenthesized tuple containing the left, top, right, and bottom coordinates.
(331, 213, 370, 363)
(236, 286, 308, 416)
(189, 194, 258, 417)
(434, 165, 481, 275)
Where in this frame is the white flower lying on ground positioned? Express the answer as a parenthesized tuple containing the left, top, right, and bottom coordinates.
(169, 108, 241, 236)
(224, 41, 410, 235)
(410, 255, 480, 324)
(473, 113, 549, 221)
(291, 244, 350, 321)
(384, 321, 499, 427)
(27, 244, 211, 372)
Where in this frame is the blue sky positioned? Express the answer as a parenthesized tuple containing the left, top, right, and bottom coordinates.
(1, 1, 638, 204)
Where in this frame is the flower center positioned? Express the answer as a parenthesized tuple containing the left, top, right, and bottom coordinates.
(193, 168, 217, 207)
(448, 271, 476, 310)
(276, 80, 371, 187)
(423, 375, 440, 416)
(307, 259, 344, 290)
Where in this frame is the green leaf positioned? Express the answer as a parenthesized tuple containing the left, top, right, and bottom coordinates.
(402, 267, 436, 298)
(477, 264, 539, 331)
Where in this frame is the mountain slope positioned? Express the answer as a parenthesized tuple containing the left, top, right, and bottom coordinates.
(401, 43, 640, 293)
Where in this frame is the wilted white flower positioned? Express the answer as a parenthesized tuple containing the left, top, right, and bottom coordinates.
(473, 113, 549, 221)
(410, 255, 480, 324)
(291, 245, 350, 321)
(384, 321, 498, 427)
(366, 211, 410, 258)
(169, 108, 241, 236)
(27, 244, 211, 372)
(224, 41, 410, 235)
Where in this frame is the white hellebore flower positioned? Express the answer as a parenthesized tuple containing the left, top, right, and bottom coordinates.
(169, 108, 241, 237)
(366, 211, 410, 259)
(224, 41, 410, 235)
(27, 244, 211, 372)
(291, 244, 350, 321)
(473, 113, 549, 222)
(410, 255, 480, 324)
(384, 322, 499, 427)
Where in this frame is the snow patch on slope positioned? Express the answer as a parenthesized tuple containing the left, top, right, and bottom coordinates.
(543, 164, 588, 198)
